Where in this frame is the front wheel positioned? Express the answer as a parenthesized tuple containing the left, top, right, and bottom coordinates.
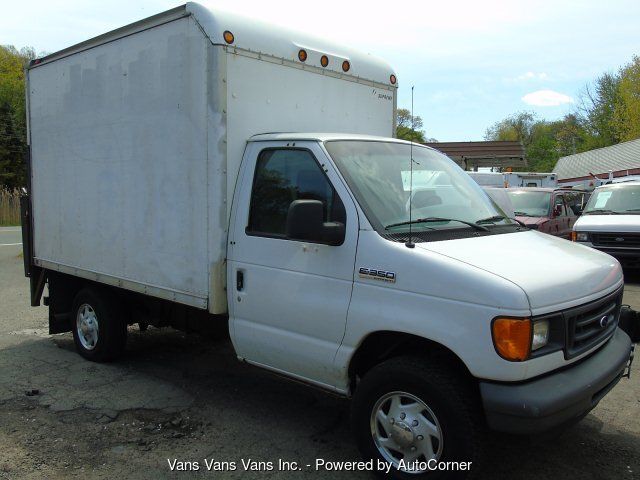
(352, 356, 485, 479)
(71, 287, 127, 362)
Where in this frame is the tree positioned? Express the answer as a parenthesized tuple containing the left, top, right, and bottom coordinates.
(0, 45, 36, 188)
(614, 55, 640, 142)
(484, 112, 589, 172)
(484, 111, 536, 146)
(577, 71, 621, 149)
(396, 108, 428, 142)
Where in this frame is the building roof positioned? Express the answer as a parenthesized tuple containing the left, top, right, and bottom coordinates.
(423, 141, 526, 169)
(553, 138, 640, 181)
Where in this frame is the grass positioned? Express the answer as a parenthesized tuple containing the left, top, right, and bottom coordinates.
(0, 189, 21, 226)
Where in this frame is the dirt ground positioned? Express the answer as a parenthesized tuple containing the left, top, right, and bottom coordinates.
(1, 226, 639, 479)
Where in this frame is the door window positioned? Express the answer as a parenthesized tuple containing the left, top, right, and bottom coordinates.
(554, 195, 568, 216)
(247, 148, 345, 237)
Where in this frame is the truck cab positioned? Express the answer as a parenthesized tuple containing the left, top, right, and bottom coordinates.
(226, 133, 632, 474)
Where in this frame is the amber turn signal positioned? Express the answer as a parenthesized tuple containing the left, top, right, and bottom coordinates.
(320, 55, 329, 67)
(223, 31, 235, 44)
(491, 317, 531, 361)
(570, 231, 577, 242)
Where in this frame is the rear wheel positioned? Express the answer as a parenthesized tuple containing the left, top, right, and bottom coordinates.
(71, 288, 127, 362)
(352, 356, 485, 479)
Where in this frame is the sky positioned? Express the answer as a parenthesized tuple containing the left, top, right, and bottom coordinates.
(2, 0, 640, 141)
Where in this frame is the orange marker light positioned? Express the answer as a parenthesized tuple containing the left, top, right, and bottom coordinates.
(492, 317, 531, 361)
(570, 231, 577, 242)
(390, 74, 397, 85)
(342, 60, 351, 72)
(320, 55, 329, 67)
(223, 31, 235, 44)
(298, 49, 308, 62)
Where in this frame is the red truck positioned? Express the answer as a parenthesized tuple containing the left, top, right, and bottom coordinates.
(506, 188, 589, 239)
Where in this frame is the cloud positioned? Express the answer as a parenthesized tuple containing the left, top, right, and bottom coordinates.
(503, 71, 549, 84)
(521, 89, 574, 106)
(517, 71, 548, 81)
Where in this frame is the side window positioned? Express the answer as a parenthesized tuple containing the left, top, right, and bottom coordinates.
(247, 148, 346, 237)
(554, 195, 567, 216)
(564, 192, 579, 216)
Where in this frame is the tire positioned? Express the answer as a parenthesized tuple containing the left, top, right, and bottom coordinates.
(352, 356, 485, 479)
(71, 287, 127, 362)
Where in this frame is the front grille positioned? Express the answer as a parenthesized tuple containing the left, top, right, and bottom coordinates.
(564, 288, 623, 359)
(592, 232, 640, 248)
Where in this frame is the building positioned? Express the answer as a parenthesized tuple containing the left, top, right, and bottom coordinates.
(423, 141, 526, 170)
(553, 138, 640, 187)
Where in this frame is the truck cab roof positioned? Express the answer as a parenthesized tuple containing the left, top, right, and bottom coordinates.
(249, 133, 421, 144)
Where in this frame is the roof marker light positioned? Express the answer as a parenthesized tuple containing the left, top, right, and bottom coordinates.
(342, 60, 351, 72)
(320, 55, 329, 68)
(390, 74, 397, 85)
(223, 31, 235, 44)
(298, 49, 308, 62)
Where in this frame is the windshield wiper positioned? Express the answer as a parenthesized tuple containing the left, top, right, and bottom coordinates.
(476, 215, 523, 227)
(584, 209, 620, 215)
(476, 215, 510, 224)
(385, 217, 489, 232)
(623, 208, 640, 212)
(513, 211, 534, 217)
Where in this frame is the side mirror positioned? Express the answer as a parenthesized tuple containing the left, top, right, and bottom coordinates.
(286, 200, 345, 246)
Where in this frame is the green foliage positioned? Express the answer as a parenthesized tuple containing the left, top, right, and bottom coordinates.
(396, 108, 430, 143)
(0, 45, 35, 189)
(614, 55, 640, 142)
(577, 71, 621, 149)
(484, 111, 589, 172)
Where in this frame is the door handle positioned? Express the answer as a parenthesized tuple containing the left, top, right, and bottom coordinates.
(236, 270, 244, 291)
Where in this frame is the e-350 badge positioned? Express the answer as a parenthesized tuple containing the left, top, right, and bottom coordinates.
(358, 267, 396, 283)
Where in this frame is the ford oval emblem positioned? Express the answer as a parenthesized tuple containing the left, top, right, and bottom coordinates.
(615, 237, 625, 242)
(599, 315, 609, 328)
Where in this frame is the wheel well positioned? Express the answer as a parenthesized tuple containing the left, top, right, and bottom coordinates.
(348, 331, 475, 392)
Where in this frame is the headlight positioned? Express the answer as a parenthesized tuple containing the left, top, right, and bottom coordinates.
(576, 232, 589, 242)
(492, 317, 531, 361)
(532, 320, 549, 351)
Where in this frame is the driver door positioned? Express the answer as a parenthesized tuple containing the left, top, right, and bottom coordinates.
(227, 141, 359, 389)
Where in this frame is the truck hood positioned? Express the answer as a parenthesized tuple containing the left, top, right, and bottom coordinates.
(416, 230, 622, 312)
(574, 214, 640, 232)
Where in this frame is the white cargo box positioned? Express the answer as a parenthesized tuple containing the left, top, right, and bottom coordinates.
(27, 2, 396, 313)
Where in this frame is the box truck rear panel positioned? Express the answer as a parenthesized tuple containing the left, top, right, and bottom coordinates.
(29, 16, 212, 308)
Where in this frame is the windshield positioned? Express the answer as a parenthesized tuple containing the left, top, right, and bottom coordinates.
(583, 184, 640, 214)
(506, 190, 551, 217)
(324, 140, 513, 232)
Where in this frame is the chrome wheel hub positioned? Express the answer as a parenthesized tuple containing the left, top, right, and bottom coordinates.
(370, 391, 442, 473)
(76, 304, 99, 350)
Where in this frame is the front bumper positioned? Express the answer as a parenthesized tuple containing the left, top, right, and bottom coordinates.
(479, 328, 632, 434)
(577, 240, 640, 263)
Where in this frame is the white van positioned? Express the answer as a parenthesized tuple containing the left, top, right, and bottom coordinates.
(573, 181, 640, 267)
(21, 3, 633, 478)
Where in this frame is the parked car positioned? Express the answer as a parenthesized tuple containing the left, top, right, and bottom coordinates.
(506, 188, 589, 239)
(572, 181, 640, 267)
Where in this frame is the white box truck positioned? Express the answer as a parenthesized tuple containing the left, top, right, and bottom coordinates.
(22, 3, 633, 477)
